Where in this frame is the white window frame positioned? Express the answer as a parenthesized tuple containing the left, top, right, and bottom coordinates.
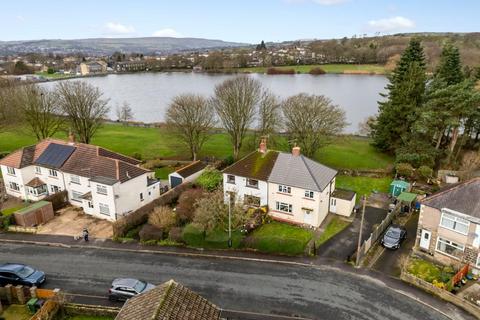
(71, 190, 83, 202)
(50, 185, 60, 193)
(304, 190, 314, 199)
(276, 201, 292, 213)
(278, 185, 291, 194)
(48, 169, 58, 177)
(35, 166, 41, 174)
(70, 175, 81, 185)
(436, 237, 465, 259)
(440, 211, 470, 235)
(7, 167, 15, 175)
(97, 184, 108, 195)
(246, 178, 259, 188)
(99, 203, 110, 216)
(227, 175, 235, 184)
(9, 181, 20, 191)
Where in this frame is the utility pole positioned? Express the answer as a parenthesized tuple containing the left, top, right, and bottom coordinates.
(356, 195, 367, 267)
(228, 193, 232, 248)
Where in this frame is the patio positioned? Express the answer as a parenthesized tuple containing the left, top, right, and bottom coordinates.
(37, 206, 113, 239)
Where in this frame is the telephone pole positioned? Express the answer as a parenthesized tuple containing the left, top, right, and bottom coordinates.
(356, 195, 367, 267)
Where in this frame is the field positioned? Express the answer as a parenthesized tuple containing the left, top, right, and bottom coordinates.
(0, 124, 393, 172)
(335, 175, 392, 199)
(237, 64, 386, 75)
(35, 71, 76, 79)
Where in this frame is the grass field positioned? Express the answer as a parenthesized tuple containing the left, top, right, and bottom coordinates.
(244, 222, 313, 255)
(182, 224, 245, 249)
(35, 71, 76, 79)
(0, 124, 393, 171)
(237, 64, 386, 75)
(335, 175, 391, 199)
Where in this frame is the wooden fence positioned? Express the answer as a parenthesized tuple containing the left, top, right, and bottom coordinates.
(356, 203, 401, 264)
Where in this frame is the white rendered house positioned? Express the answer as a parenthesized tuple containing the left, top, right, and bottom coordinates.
(0, 138, 160, 221)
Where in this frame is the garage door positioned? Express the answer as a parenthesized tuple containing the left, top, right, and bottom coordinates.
(170, 176, 183, 188)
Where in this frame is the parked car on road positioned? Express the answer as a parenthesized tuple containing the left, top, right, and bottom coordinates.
(108, 278, 155, 301)
(0, 263, 46, 287)
(381, 225, 407, 250)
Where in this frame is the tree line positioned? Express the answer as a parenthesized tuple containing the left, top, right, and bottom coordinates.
(371, 38, 480, 172)
(165, 75, 346, 161)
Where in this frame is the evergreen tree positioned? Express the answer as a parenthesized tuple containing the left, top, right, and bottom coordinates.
(372, 38, 426, 152)
(433, 42, 464, 85)
(256, 40, 267, 51)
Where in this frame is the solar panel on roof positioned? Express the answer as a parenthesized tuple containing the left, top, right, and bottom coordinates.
(35, 143, 76, 168)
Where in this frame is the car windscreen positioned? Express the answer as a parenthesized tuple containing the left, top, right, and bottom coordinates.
(385, 229, 401, 239)
(133, 280, 146, 292)
(17, 266, 35, 278)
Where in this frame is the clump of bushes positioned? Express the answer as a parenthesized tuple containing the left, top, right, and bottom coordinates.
(266, 67, 295, 75)
(417, 165, 433, 181)
(139, 224, 164, 242)
(196, 167, 223, 191)
(149, 206, 176, 232)
(175, 188, 205, 224)
(309, 67, 326, 75)
(395, 163, 414, 178)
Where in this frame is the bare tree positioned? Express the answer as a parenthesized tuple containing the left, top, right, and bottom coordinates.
(115, 101, 134, 124)
(257, 91, 281, 145)
(0, 79, 21, 129)
(166, 94, 216, 160)
(282, 93, 347, 158)
(211, 76, 262, 160)
(55, 81, 110, 144)
(18, 85, 64, 140)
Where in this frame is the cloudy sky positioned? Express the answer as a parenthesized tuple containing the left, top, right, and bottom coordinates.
(1, 0, 478, 43)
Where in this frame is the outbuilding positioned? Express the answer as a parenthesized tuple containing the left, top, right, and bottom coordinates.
(389, 180, 410, 197)
(168, 160, 207, 188)
(13, 201, 54, 227)
(330, 188, 357, 217)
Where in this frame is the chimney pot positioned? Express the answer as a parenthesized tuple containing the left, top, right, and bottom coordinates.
(259, 138, 267, 153)
(292, 146, 301, 156)
(68, 131, 75, 145)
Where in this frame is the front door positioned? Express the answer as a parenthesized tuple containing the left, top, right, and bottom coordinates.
(420, 229, 431, 250)
(303, 209, 314, 226)
(330, 198, 337, 213)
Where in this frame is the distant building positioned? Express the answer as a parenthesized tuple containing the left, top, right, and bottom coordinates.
(114, 60, 147, 72)
(77, 61, 108, 75)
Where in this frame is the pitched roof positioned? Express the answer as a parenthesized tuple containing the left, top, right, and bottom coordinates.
(422, 178, 480, 218)
(223, 151, 279, 181)
(25, 177, 46, 188)
(0, 138, 151, 184)
(269, 153, 337, 192)
(175, 161, 207, 178)
(115, 280, 221, 320)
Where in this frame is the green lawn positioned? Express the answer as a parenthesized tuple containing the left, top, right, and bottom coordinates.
(407, 258, 454, 284)
(316, 136, 393, 170)
(1, 205, 25, 216)
(335, 175, 392, 200)
(154, 166, 175, 179)
(315, 216, 351, 247)
(182, 223, 245, 249)
(237, 64, 386, 75)
(244, 222, 313, 255)
(35, 71, 76, 79)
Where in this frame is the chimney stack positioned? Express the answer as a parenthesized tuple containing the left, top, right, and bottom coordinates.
(259, 138, 267, 153)
(292, 146, 301, 156)
(68, 131, 75, 145)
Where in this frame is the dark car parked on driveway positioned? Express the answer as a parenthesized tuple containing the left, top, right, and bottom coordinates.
(381, 225, 407, 250)
(0, 263, 46, 287)
(108, 278, 155, 301)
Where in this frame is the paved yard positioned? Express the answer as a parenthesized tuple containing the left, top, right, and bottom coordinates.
(37, 206, 113, 239)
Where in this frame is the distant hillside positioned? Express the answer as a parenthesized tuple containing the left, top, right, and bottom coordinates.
(0, 37, 248, 56)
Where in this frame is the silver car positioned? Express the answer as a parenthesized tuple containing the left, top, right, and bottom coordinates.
(108, 278, 155, 301)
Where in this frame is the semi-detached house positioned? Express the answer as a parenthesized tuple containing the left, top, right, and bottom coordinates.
(0, 138, 160, 221)
(223, 140, 356, 228)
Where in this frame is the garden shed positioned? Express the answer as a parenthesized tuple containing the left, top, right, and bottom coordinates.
(389, 180, 410, 197)
(168, 160, 207, 188)
(331, 188, 356, 217)
(14, 201, 54, 227)
(397, 192, 418, 213)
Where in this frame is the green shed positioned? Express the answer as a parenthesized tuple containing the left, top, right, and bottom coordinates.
(389, 180, 410, 197)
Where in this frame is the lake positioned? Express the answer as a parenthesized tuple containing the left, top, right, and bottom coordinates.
(42, 72, 387, 133)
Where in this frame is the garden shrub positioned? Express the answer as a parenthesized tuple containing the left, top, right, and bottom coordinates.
(176, 188, 205, 224)
(149, 206, 176, 232)
(139, 224, 164, 242)
(125, 224, 142, 239)
(417, 166, 433, 180)
(309, 67, 326, 75)
(266, 67, 295, 75)
(196, 167, 223, 191)
(395, 163, 414, 178)
(44, 190, 68, 210)
(169, 226, 185, 243)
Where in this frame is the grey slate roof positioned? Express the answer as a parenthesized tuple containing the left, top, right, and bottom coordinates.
(268, 153, 337, 192)
(422, 178, 480, 218)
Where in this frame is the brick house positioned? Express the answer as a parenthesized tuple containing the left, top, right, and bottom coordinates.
(416, 178, 480, 271)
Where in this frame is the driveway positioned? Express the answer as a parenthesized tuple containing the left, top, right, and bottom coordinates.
(37, 206, 113, 239)
(372, 212, 419, 277)
(317, 206, 388, 261)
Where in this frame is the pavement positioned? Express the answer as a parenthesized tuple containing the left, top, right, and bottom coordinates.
(0, 232, 475, 320)
(372, 212, 419, 277)
(317, 206, 388, 261)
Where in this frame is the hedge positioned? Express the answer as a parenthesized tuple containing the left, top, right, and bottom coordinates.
(44, 191, 69, 211)
(112, 182, 191, 238)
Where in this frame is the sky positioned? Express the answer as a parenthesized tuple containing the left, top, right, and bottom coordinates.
(1, 0, 478, 43)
